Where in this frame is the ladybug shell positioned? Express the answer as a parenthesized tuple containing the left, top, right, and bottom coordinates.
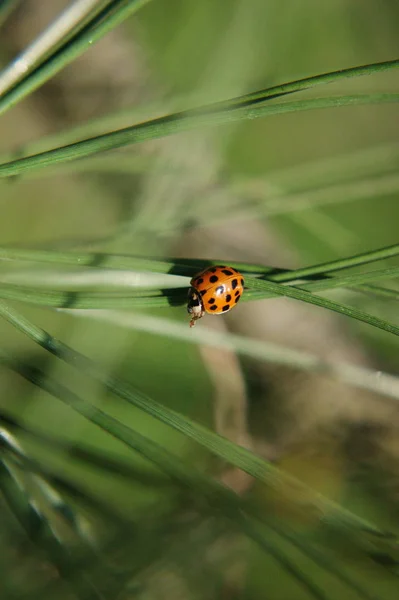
(190, 265, 244, 315)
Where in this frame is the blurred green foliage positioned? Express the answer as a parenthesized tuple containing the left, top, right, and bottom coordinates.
(0, 0, 398, 598)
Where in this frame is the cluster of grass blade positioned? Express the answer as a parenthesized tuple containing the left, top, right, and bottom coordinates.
(1, 302, 399, 559)
(0, 242, 398, 338)
(0, 351, 396, 600)
(0, 58, 398, 177)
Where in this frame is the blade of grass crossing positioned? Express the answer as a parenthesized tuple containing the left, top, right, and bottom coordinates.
(1, 93, 399, 178)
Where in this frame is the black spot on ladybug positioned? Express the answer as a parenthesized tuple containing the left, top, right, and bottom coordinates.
(235, 290, 240, 297)
(196, 277, 204, 285)
(222, 269, 233, 276)
(235, 294, 241, 303)
(210, 305, 217, 311)
(216, 285, 225, 295)
(210, 268, 217, 273)
(222, 305, 230, 312)
(200, 289, 207, 296)
(210, 275, 219, 283)
(231, 278, 238, 290)
(225, 294, 232, 302)
(208, 297, 215, 304)
(240, 278, 244, 286)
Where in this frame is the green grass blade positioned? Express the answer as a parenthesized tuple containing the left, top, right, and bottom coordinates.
(1, 264, 398, 338)
(0, 433, 132, 524)
(1, 93, 398, 178)
(0, 244, 398, 338)
(0, 0, 112, 96)
(223, 58, 399, 105)
(239, 517, 330, 600)
(272, 243, 399, 282)
(1, 58, 398, 169)
(266, 521, 383, 600)
(0, 458, 102, 600)
(300, 267, 399, 293)
(248, 277, 399, 337)
(0, 275, 397, 341)
(0, 263, 398, 301)
(0, 0, 154, 116)
(0, 245, 189, 274)
(359, 284, 399, 300)
(0, 410, 171, 485)
(0, 281, 181, 308)
(0, 241, 399, 278)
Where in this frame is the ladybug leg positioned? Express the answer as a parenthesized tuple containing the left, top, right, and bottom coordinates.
(187, 288, 205, 327)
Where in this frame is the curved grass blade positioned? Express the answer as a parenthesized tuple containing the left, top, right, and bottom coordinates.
(1, 301, 398, 560)
(1, 93, 399, 178)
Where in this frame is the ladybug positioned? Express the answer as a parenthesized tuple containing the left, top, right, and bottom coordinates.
(187, 265, 244, 327)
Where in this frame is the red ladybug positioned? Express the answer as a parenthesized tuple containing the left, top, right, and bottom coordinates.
(187, 265, 244, 327)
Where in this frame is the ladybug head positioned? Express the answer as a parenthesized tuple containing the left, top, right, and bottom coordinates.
(187, 287, 205, 327)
